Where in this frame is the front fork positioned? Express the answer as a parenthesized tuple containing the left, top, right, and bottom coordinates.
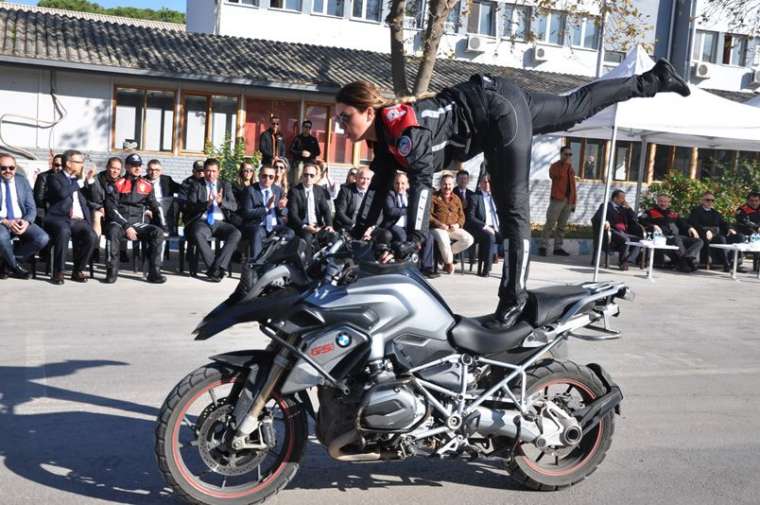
(230, 343, 292, 451)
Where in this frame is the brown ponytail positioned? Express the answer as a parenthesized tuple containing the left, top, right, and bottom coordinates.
(336, 81, 436, 111)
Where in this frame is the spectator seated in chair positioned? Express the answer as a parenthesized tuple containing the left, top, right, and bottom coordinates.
(591, 189, 643, 271)
(43, 149, 99, 285)
(144, 159, 180, 235)
(430, 173, 474, 275)
(0, 152, 49, 279)
(381, 172, 438, 279)
(184, 158, 241, 282)
(688, 191, 744, 272)
(104, 153, 166, 284)
(33, 153, 63, 224)
(639, 193, 703, 273)
(238, 164, 293, 260)
(334, 166, 374, 233)
(465, 175, 504, 277)
(287, 162, 334, 250)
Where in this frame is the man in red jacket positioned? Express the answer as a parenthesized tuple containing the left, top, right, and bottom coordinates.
(540, 146, 576, 256)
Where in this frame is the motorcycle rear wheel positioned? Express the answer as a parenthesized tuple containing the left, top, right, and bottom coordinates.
(506, 359, 614, 491)
(155, 363, 307, 505)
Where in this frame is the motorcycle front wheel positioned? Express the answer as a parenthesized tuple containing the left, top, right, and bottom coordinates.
(155, 363, 307, 505)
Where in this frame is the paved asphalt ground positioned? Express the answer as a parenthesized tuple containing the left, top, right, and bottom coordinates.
(1, 255, 758, 505)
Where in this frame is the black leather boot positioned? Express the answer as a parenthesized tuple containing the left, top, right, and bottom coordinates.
(641, 59, 690, 97)
(484, 298, 527, 329)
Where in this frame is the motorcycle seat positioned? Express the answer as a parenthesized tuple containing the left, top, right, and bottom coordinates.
(525, 285, 591, 327)
(449, 317, 534, 354)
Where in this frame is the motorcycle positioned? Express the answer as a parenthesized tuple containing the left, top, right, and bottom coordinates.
(155, 233, 631, 505)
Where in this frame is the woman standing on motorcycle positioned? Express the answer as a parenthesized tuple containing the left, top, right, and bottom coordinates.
(336, 60, 689, 328)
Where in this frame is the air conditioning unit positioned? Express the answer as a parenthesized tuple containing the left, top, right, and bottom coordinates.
(466, 35, 487, 53)
(534, 44, 550, 63)
(693, 62, 712, 79)
(750, 68, 760, 87)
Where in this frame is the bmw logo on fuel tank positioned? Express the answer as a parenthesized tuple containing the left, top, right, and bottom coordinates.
(336, 333, 352, 348)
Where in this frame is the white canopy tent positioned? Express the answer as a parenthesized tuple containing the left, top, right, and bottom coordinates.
(557, 46, 760, 279)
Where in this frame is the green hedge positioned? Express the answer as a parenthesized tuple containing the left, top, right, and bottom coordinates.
(642, 160, 760, 221)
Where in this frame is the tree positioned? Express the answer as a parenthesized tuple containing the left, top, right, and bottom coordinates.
(387, 0, 651, 98)
(37, 0, 186, 24)
(700, 0, 760, 33)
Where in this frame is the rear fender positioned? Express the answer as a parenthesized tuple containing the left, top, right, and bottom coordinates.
(586, 362, 623, 415)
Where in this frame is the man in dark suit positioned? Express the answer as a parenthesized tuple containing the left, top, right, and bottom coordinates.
(688, 191, 743, 271)
(0, 152, 49, 279)
(287, 161, 333, 246)
(239, 164, 294, 259)
(454, 169, 474, 210)
(43, 149, 99, 284)
(145, 159, 180, 234)
(466, 175, 504, 277)
(334, 167, 373, 232)
(591, 189, 643, 271)
(381, 172, 438, 278)
(259, 115, 286, 166)
(185, 158, 241, 281)
(33, 153, 63, 222)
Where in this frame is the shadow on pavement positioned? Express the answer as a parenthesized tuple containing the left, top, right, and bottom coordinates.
(0, 360, 172, 504)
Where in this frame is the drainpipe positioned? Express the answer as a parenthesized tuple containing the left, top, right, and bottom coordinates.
(595, 0, 608, 78)
(666, 0, 677, 60)
(685, 0, 698, 83)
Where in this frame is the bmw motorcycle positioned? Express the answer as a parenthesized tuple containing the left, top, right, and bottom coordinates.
(155, 233, 631, 505)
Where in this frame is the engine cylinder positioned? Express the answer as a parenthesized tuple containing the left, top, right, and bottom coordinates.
(359, 381, 426, 432)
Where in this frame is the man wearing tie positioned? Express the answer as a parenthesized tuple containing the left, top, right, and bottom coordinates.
(466, 175, 504, 277)
(287, 162, 333, 247)
(454, 169, 473, 210)
(43, 149, 99, 284)
(334, 167, 373, 232)
(382, 172, 439, 278)
(239, 164, 294, 259)
(0, 153, 49, 279)
(186, 158, 241, 282)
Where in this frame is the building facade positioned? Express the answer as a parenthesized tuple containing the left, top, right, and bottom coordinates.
(1, 1, 758, 228)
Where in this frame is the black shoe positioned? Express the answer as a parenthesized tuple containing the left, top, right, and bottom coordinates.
(421, 269, 440, 279)
(478, 268, 491, 277)
(484, 299, 527, 329)
(649, 59, 691, 97)
(0, 264, 7, 280)
(538, 247, 548, 257)
(553, 248, 570, 257)
(619, 261, 629, 271)
(104, 267, 118, 283)
(206, 269, 223, 283)
(8, 264, 31, 280)
(147, 272, 167, 284)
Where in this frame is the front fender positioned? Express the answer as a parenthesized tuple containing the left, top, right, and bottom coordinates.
(193, 287, 308, 340)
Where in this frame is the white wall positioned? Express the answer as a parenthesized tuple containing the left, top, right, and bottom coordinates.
(218, 3, 392, 52)
(187, 0, 218, 34)
(0, 65, 112, 154)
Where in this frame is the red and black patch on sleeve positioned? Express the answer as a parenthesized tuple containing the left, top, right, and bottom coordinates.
(381, 104, 419, 168)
